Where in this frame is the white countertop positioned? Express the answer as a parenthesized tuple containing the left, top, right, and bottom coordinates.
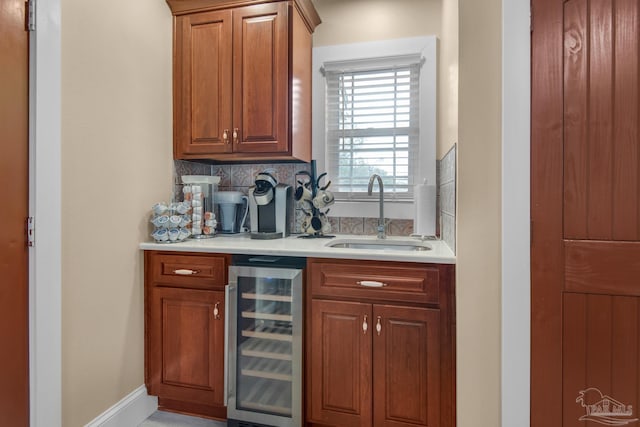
(140, 234, 456, 264)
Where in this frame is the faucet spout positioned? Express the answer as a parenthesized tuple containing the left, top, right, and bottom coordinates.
(367, 174, 386, 239)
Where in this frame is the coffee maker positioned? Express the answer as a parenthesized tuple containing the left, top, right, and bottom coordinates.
(248, 172, 291, 239)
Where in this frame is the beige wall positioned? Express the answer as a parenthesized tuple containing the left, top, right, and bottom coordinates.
(438, 0, 459, 157)
(61, 0, 173, 425)
(312, 0, 442, 46)
(457, 0, 502, 426)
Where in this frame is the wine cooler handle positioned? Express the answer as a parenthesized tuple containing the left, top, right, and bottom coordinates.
(376, 316, 382, 336)
(214, 302, 220, 320)
(362, 315, 368, 334)
(224, 284, 233, 406)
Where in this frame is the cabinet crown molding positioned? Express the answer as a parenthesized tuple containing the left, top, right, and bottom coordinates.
(166, 0, 321, 31)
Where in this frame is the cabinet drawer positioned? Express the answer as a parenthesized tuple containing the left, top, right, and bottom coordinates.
(308, 259, 440, 305)
(148, 252, 228, 290)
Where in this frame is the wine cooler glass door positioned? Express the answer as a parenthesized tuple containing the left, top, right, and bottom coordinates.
(227, 265, 303, 427)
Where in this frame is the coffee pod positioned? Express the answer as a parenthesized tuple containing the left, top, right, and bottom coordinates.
(151, 228, 169, 242)
(179, 216, 190, 228)
(168, 228, 180, 241)
(176, 202, 190, 214)
(152, 215, 169, 228)
(169, 215, 182, 228)
(178, 228, 191, 240)
(152, 203, 168, 216)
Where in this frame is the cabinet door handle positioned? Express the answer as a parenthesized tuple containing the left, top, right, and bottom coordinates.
(173, 269, 199, 275)
(232, 128, 239, 144)
(357, 280, 387, 288)
(214, 302, 220, 320)
(223, 129, 229, 144)
(376, 316, 382, 336)
(362, 315, 368, 334)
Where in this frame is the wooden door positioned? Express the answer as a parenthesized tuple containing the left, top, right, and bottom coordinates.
(532, 0, 640, 425)
(309, 299, 372, 427)
(372, 305, 440, 427)
(232, 2, 289, 154)
(0, 0, 30, 424)
(147, 287, 225, 407)
(174, 9, 232, 158)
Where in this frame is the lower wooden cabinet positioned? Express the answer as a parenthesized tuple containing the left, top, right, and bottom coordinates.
(145, 251, 230, 419)
(144, 252, 455, 425)
(306, 258, 455, 427)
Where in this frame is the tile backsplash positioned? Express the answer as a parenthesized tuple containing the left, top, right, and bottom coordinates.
(173, 157, 455, 244)
(438, 145, 456, 252)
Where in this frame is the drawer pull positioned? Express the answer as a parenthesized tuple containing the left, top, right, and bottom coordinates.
(362, 315, 368, 334)
(214, 302, 220, 320)
(357, 280, 387, 288)
(376, 316, 382, 336)
(173, 269, 200, 276)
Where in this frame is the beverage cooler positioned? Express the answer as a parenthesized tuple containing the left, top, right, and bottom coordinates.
(226, 255, 305, 427)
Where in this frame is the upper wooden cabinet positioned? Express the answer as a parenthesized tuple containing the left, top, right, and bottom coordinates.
(168, 0, 320, 162)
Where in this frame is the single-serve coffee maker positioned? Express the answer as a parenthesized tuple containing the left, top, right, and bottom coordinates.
(215, 191, 249, 233)
(248, 172, 291, 239)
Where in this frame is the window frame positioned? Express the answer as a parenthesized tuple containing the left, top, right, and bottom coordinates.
(312, 36, 437, 219)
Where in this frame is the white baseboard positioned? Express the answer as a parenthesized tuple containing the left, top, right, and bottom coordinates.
(84, 385, 158, 427)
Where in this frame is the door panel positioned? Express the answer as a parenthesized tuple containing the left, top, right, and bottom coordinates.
(565, 240, 640, 295)
(533, 0, 640, 424)
(148, 287, 225, 406)
(563, 293, 640, 426)
(233, 2, 288, 154)
(309, 299, 372, 427)
(175, 10, 232, 156)
(372, 305, 440, 427)
(0, 0, 29, 424)
(564, 0, 640, 240)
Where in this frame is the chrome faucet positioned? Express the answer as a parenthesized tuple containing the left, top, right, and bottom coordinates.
(367, 174, 386, 239)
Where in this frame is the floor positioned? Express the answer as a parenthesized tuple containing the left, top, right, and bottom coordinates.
(139, 411, 227, 427)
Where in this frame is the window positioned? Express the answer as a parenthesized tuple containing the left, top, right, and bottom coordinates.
(323, 55, 421, 200)
(312, 36, 436, 219)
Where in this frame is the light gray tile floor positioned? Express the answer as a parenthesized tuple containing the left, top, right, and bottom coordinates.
(139, 411, 227, 427)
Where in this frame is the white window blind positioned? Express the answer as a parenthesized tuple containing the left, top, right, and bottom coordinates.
(323, 54, 421, 201)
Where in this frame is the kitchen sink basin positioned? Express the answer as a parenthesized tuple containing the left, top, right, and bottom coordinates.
(325, 238, 432, 252)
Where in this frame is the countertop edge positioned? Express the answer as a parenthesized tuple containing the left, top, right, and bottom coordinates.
(139, 235, 456, 265)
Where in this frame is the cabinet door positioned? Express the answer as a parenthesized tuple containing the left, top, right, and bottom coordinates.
(147, 287, 226, 406)
(372, 305, 440, 427)
(309, 299, 373, 427)
(175, 10, 232, 157)
(232, 3, 289, 154)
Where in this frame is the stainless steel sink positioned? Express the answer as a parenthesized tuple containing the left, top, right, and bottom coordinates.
(325, 238, 432, 252)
